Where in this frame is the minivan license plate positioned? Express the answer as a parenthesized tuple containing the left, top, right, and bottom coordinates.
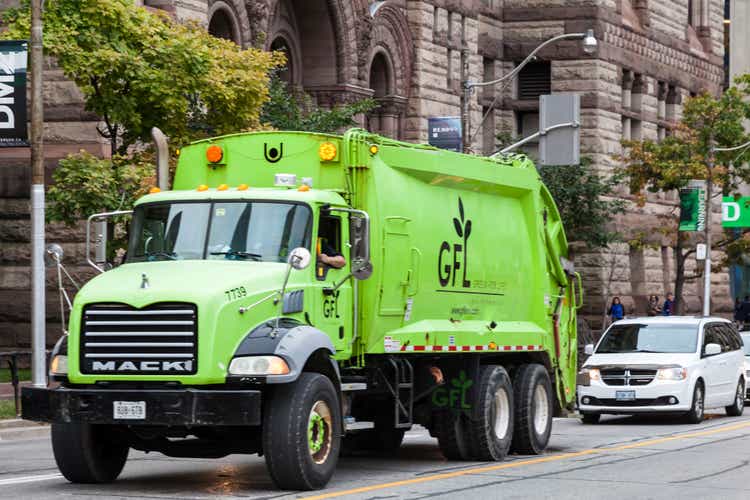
(113, 401, 146, 420)
(615, 390, 636, 401)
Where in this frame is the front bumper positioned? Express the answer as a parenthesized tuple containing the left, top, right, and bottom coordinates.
(21, 386, 262, 426)
(577, 379, 693, 414)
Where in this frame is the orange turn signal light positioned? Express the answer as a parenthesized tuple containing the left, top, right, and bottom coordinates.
(206, 144, 223, 163)
(149, 187, 161, 194)
(237, 184, 249, 191)
(298, 184, 311, 192)
(217, 184, 228, 191)
(197, 184, 209, 192)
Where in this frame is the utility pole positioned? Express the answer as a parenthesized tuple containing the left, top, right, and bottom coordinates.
(702, 141, 713, 317)
(460, 47, 470, 153)
(30, 0, 46, 388)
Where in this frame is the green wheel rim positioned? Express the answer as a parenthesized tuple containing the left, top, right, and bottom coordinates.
(307, 400, 333, 464)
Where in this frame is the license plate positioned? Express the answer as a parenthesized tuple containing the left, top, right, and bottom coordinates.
(615, 390, 636, 401)
(113, 401, 146, 420)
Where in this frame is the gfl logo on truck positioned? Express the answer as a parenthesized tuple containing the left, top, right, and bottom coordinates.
(438, 197, 472, 288)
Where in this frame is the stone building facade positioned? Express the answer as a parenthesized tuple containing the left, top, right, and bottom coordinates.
(0, 0, 729, 349)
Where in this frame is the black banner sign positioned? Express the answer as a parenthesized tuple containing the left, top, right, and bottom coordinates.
(0, 40, 29, 148)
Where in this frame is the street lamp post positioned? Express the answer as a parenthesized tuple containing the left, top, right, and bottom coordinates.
(460, 29, 597, 153)
(702, 139, 750, 316)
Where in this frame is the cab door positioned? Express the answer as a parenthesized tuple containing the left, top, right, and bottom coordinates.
(314, 214, 353, 355)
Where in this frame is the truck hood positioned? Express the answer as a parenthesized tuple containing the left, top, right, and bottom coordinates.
(583, 352, 698, 368)
(75, 260, 292, 307)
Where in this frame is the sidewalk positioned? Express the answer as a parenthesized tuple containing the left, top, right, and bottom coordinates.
(0, 418, 49, 441)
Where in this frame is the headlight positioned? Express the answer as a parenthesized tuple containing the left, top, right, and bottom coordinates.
(577, 367, 600, 386)
(228, 356, 290, 376)
(657, 367, 687, 380)
(50, 355, 68, 375)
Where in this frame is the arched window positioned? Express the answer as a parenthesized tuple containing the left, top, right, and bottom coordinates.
(270, 37, 295, 85)
(369, 53, 391, 98)
(209, 8, 238, 43)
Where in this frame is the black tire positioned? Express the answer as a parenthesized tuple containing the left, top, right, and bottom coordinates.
(263, 373, 341, 490)
(465, 365, 514, 461)
(685, 381, 705, 424)
(51, 423, 129, 483)
(581, 413, 600, 425)
(510, 364, 554, 455)
(434, 410, 472, 460)
(725, 379, 745, 416)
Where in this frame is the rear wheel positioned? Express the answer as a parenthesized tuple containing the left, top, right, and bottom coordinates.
(725, 379, 745, 416)
(510, 364, 553, 454)
(263, 373, 341, 490)
(465, 365, 514, 461)
(51, 423, 129, 483)
(434, 410, 472, 460)
(685, 382, 705, 424)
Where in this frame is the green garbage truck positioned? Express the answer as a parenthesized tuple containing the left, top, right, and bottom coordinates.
(23, 128, 581, 490)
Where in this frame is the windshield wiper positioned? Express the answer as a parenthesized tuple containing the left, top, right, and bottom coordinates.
(210, 250, 262, 261)
(144, 251, 177, 260)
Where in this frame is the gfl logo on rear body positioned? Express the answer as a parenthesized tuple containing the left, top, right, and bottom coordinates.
(438, 197, 472, 288)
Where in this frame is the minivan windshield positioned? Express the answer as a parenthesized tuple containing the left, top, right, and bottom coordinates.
(596, 323, 698, 354)
(741, 333, 750, 356)
(127, 201, 312, 263)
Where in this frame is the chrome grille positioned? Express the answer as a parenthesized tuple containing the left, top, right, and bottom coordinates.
(600, 368, 656, 386)
(80, 303, 197, 374)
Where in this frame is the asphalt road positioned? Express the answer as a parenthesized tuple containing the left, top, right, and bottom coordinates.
(2, 410, 750, 500)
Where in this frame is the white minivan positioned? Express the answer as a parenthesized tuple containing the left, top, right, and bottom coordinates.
(577, 317, 746, 424)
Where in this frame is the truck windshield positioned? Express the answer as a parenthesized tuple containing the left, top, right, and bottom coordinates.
(127, 201, 312, 263)
(596, 324, 698, 354)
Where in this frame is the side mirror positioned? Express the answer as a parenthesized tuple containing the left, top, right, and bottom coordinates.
(44, 243, 64, 268)
(349, 212, 372, 280)
(704, 343, 721, 356)
(584, 344, 594, 356)
(86, 210, 133, 273)
(288, 247, 311, 270)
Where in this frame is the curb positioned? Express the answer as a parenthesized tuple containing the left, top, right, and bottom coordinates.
(0, 419, 49, 441)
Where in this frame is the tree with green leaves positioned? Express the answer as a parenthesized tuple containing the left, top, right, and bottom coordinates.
(261, 77, 377, 133)
(1, 0, 284, 155)
(537, 158, 626, 250)
(619, 84, 750, 313)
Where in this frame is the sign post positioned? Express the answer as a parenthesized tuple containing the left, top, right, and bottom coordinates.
(0, 40, 29, 147)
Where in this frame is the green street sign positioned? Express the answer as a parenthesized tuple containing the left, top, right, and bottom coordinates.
(679, 187, 706, 232)
(722, 196, 750, 227)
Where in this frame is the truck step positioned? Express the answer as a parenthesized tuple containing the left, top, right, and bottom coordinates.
(341, 382, 367, 392)
(398, 383, 413, 388)
(345, 420, 375, 431)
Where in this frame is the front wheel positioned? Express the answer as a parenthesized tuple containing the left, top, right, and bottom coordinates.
(51, 423, 129, 483)
(263, 373, 341, 490)
(725, 379, 745, 416)
(685, 382, 705, 424)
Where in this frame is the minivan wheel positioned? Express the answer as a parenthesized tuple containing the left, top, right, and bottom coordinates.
(685, 382, 705, 424)
(725, 379, 745, 417)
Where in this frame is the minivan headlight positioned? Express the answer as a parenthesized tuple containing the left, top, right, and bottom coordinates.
(228, 355, 290, 376)
(577, 367, 600, 386)
(657, 367, 687, 380)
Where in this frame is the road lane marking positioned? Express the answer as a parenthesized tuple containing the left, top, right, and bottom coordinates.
(0, 473, 62, 486)
(305, 420, 750, 499)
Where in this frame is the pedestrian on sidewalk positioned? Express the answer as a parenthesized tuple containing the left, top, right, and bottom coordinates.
(648, 295, 661, 316)
(608, 297, 625, 322)
(734, 298, 743, 327)
(662, 293, 675, 316)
